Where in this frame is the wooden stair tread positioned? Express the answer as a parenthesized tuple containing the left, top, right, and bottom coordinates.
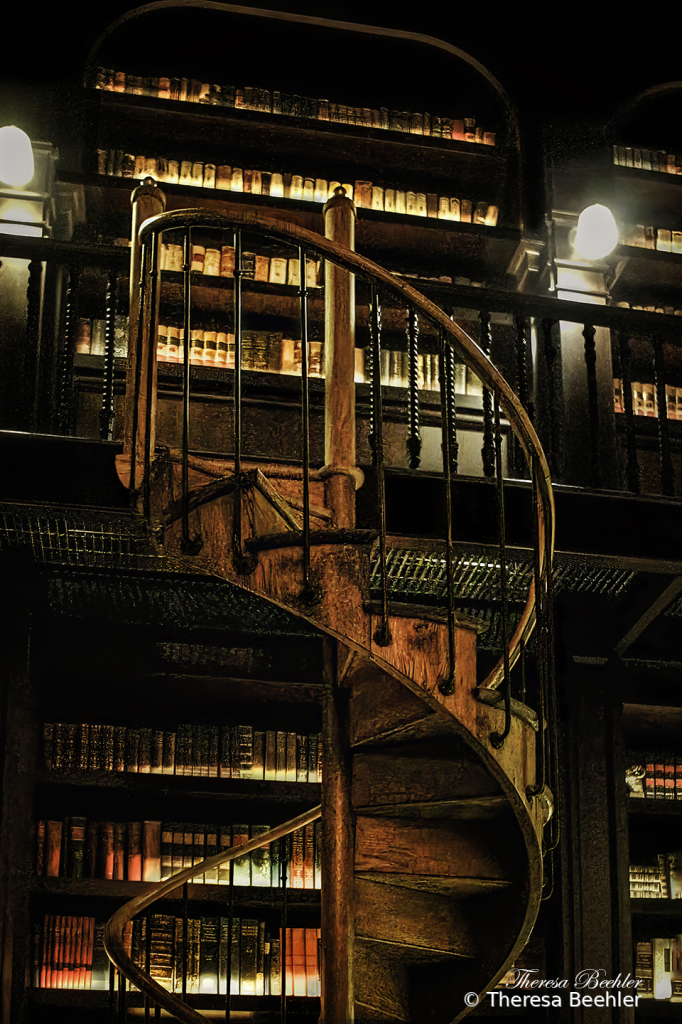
(355, 872, 515, 896)
(354, 796, 511, 820)
(355, 999, 411, 1024)
(353, 744, 502, 807)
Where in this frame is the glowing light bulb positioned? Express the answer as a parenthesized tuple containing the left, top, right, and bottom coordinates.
(574, 204, 619, 260)
(0, 126, 34, 187)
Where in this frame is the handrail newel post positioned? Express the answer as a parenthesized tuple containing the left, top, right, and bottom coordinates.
(124, 177, 166, 503)
(322, 187, 360, 529)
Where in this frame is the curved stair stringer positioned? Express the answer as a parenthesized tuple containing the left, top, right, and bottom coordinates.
(155, 500, 545, 1024)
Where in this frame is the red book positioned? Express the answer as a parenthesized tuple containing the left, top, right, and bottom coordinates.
(292, 928, 306, 996)
(305, 928, 319, 996)
(45, 821, 63, 878)
(53, 915, 64, 988)
(64, 917, 75, 990)
(40, 915, 51, 988)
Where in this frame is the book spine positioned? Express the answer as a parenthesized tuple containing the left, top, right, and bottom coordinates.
(143, 821, 162, 882)
(128, 821, 143, 881)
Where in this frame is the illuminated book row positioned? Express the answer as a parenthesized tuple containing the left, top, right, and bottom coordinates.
(625, 751, 682, 797)
(42, 720, 322, 781)
(92, 66, 496, 147)
(35, 818, 321, 889)
(96, 148, 499, 225)
(629, 853, 682, 899)
(613, 145, 680, 175)
(635, 938, 682, 1000)
(33, 914, 321, 997)
(620, 223, 682, 252)
(613, 380, 682, 420)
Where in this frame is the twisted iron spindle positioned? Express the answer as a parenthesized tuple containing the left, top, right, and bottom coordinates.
(437, 331, 458, 696)
(179, 227, 202, 554)
(540, 318, 559, 472)
(142, 234, 160, 522)
(527, 455, 548, 798)
(444, 330, 459, 473)
(406, 307, 422, 469)
(369, 285, 391, 646)
(582, 322, 600, 488)
(231, 230, 255, 574)
(100, 270, 118, 441)
(490, 396, 511, 748)
(617, 331, 639, 494)
(653, 335, 674, 496)
(479, 310, 495, 477)
(25, 259, 43, 431)
(57, 265, 81, 435)
(128, 243, 148, 498)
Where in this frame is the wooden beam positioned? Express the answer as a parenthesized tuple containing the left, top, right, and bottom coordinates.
(614, 576, 682, 656)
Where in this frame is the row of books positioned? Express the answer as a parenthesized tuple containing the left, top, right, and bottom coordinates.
(36, 818, 321, 888)
(630, 854, 682, 899)
(92, 66, 496, 146)
(625, 752, 682, 798)
(97, 149, 499, 225)
(34, 914, 320, 997)
(614, 301, 682, 316)
(613, 380, 682, 419)
(75, 316, 129, 358)
(160, 243, 323, 286)
(620, 224, 682, 253)
(635, 937, 682, 999)
(613, 146, 680, 175)
(42, 721, 323, 782)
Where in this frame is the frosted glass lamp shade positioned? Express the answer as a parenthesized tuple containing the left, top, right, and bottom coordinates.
(0, 126, 35, 187)
(574, 204, 619, 260)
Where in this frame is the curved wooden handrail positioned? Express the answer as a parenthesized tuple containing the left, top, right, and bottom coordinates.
(104, 804, 321, 1022)
(138, 204, 555, 692)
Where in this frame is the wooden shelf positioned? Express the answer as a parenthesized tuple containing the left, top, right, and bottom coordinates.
(38, 771, 322, 803)
(627, 799, 682, 815)
(630, 897, 682, 915)
(31, 876, 321, 908)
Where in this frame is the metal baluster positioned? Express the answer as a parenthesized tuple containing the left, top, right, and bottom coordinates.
(225, 861, 234, 1020)
(57, 265, 81, 435)
(437, 331, 457, 696)
(299, 246, 315, 601)
(514, 315, 532, 417)
(653, 335, 674, 496)
(540, 318, 559, 474)
(179, 227, 202, 554)
(527, 455, 548, 797)
(406, 307, 421, 469)
(444, 332, 459, 474)
(479, 311, 495, 477)
(582, 323, 600, 488)
(100, 270, 117, 441)
(490, 396, 511, 748)
(543, 486, 560, 855)
(618, 331, 639, 494)
(231, 230, 254, 574)
(129, 242, 148, 498)
(25, 258, 43, 431)
(369, 285, 391, 646)
(182, 882, 188, 1003)
(142, 233, 159, 522)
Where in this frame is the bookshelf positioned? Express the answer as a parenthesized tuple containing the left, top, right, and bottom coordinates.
(622, 704, 682, 1012)
(12, 599, 327, 1023)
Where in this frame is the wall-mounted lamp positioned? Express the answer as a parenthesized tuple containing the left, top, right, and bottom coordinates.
(574, 203, 619, 260)
(0, 125, 34, 187)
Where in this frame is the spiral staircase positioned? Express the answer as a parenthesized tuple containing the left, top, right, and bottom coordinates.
(104, 196, 557, 1023)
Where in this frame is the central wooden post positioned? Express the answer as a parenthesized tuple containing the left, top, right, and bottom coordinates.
(320, 639, 354, 1024)
(123, 177, 165, 470)
(323, 187, 358, 528)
